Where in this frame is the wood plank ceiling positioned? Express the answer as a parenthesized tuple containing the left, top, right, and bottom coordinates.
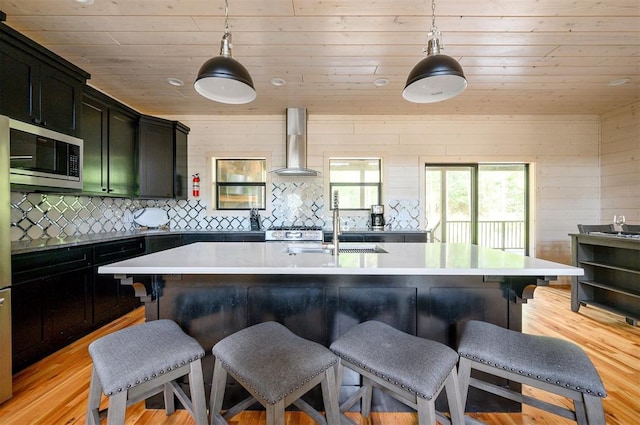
(2, 0, 639, 116)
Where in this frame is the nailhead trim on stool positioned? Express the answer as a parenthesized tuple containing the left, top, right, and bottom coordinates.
(86, 319, 207, 425)
(457, 320, 606, 424)
(209, 321, 341, 425)
(330, 321, 471, 425)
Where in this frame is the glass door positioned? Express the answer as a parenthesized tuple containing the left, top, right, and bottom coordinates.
(425, 164, 528, 254)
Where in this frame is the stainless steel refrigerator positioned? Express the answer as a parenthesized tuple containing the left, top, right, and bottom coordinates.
(0, 115, 13, 403)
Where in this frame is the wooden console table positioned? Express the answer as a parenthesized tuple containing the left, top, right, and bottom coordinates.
(570, 233, 640, 325)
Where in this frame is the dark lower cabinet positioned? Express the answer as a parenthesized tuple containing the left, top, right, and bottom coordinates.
(11, 239, 145, 372)
(11, 264, 92, 371)
(92, 239, 146, 326)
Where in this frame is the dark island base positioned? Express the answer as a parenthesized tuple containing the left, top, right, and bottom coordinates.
(130, 273, 546, 413)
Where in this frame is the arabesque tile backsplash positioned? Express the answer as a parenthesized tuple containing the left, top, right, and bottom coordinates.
(10, 182, 421, 241)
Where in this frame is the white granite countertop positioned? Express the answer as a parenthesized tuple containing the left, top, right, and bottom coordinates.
(98, 242, 583, 277)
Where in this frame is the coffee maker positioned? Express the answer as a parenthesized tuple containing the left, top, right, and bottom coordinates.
(370, 205, 385, 231)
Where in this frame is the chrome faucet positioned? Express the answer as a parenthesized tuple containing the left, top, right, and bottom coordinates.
(323, 190, 341, 255)
(332, 190, 340, 255)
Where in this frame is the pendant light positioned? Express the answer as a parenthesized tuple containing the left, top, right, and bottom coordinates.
(194, 0, 256, 104)
(402, 0, 467, 103)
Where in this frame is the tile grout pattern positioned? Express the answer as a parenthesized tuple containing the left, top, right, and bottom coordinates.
(10, 183, 421, 241)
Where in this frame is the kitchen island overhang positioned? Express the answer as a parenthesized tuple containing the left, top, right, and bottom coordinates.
(99, 242, 583, 413)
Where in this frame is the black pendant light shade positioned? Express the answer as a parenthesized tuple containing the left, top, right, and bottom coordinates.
(194, 1, 256, 104)
(403, 0, 467, 103)
(402, 54, 467, 103)
(194, 55, 256, 104)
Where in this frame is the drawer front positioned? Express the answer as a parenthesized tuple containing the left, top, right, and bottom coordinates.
(93, 238, 145, 265)
(12, 246, 92, 282)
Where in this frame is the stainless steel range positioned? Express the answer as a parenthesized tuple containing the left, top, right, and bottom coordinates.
(265, 226, 324, 242)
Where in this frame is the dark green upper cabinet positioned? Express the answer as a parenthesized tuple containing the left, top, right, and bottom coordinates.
(81, 87, 139, 197)
(0, 23, 88, 137)
(139, 115, 189, 199)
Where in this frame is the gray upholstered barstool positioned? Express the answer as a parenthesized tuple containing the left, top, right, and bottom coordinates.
(86, 319, 208, 425)
(329, 320, 468, 425)
(209, 321, 341, 425)
(457, 320, 607, 425)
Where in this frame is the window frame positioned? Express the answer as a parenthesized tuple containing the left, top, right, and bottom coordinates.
(211, 156, 268, 212)
(327, 158, 383, 211)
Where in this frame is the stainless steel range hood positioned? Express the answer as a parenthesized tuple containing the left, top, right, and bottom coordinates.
(272, 108, 320, 176)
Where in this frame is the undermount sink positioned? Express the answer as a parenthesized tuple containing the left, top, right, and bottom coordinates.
(285, 243, 387, 255)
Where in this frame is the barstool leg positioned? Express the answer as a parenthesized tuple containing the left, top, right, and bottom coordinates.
(86, 367, 102, 425)
(266, 398, 285, 425)
(321, 364, 341, 425)
(188, 359, 208, 425)
(106, 391, 127, 425)
(209, 359, 228, 425)
(457, 357, 472, 408)
(163, 382, 176, 415)
(583, 394, 606, 425)
(360, 376, 373, 417)
(416, 396, 436, 425)
(443, 367, 465, 425)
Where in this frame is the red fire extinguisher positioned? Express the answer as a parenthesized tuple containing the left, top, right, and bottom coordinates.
(192, 173, 200, 197)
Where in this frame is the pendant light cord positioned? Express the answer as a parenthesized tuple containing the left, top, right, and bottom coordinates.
(431, 0, 437, 34)
(224, 0, 230, 35)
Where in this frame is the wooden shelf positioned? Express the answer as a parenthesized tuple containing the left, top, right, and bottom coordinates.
(578, 279, 640, 299)
(571, 233, 640, 326)
(579, 260, 640, 275)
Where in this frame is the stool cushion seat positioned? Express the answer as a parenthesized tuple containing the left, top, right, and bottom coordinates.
(458, 320, 606, 397)
(212, 321, 337, 405)
(88, 319, 205, 396)
(330, 321, 459, 400)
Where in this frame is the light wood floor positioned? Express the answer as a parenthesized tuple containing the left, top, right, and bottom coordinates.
(0, 286, 638, 425)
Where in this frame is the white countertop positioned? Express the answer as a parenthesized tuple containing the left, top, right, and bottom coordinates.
(98, 242, 583, 277)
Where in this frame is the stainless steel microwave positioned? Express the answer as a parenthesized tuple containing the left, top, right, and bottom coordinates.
(3, 117, 83, 191)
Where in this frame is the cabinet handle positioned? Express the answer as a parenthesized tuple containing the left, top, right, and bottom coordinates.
(102, 188, 107, 192)
(0, 298, 5, 306)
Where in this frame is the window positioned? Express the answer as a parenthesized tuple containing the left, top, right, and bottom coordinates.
(425, 163, 528, 254)
(214, 158, 266, 210)
(329, 159, 381, 209)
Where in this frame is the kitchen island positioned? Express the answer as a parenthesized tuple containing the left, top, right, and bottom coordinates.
(99, 241, 583, 413)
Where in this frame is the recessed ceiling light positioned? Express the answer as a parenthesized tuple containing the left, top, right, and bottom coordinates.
(166, 77, 184, 87)
(271, 78, 286, 87)
(373, 78, 389, 87)
(608, 78, 631, 86)
(73, 0, 95, 5)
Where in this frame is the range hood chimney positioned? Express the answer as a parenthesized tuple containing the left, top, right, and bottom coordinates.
(272, 108, 320, 176)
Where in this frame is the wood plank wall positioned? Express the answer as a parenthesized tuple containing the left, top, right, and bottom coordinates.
(600, 103, 640, 225)
(163, 107, 640, 276)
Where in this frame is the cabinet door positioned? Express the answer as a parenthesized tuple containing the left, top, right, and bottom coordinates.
(93, 239, 145, 324)
(108, 109, 138, 196)
(0, 43, 39, 124)
(93, 273, 140, 325)
(139, 117, 174, 198)
(81, 95, 109, 194)
(174, 123, 189, 200)
(39, 63, 81, 136)
(11, 268, 92, 372)
(11, 279, 46, 372)
(47, 269, 92, 345)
